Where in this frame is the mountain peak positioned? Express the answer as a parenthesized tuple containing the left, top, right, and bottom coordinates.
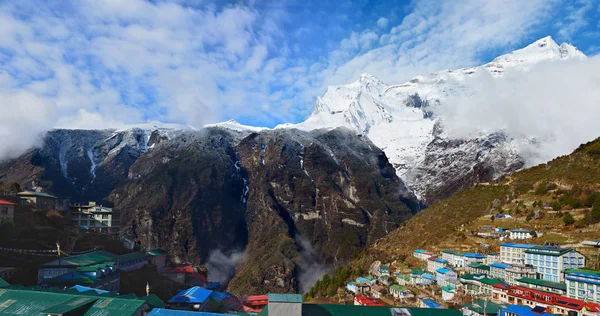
(358, 73, 384, 85)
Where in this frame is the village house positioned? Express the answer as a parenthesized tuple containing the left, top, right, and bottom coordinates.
(467, 263, 491, 275)
(436, 268, 458, 287)
(410, 270, 425, 285)
(378, 265, 390, 278)
(500, 243, 537, 264)
(389, 285, 408, 300)
(395, 273, 411, 286)
(17, 191, 57, 211)
(371, 285, 385, 298)
(490, 263, 511, 281)
(427, 257, 448, 273)
(460, 274, 503, 297)
(504, 264, 538, 286)
(160, 265, 209, 287)
(515, 277, 567, 295)
(0, 199, 16, 224)
(70, 201, 120, 234)
(146, 248, 167, 269)
(441, 250, 465, 268)
(422, 273, 435, 285)
(464, 253, 487, 265)
(38, 251, 120, 291)
(414, 249, 435, 261)
(168, 286, 213, 311)
(462, 299, 508, 316)
(486, 252, 501, 264)
(508, 229, 537, 240)
(524, 246, 585, 282)
(419, 297, 441, 309)
(441, 286, 455, 301)
(117, 252, 148, 271)
(565, 269, 600, 303)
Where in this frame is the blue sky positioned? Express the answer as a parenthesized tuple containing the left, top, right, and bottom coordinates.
(0, 0, 599, 145)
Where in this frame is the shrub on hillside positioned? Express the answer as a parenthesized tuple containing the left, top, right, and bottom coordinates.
(563, 213, 575, 226)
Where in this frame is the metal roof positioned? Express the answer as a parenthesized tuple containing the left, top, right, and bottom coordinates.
(118, 251, 148, 262)
(463, 253, 486, 258)
(146, 249, 167, 256)
(42, 251, 118, 267)
(524, 246, 574, 256)
(500, 243, 537, 248)
(169, 286, 213, 304)
(17, 190, 57, 199)
(0, 288, 146, 315)
(0, 200, 16, 206)
(267, 293, 302, 303)
(516, 277, 567, 290)
(150, 309, 236, 315)
(0, 278, 8, 288)
(490, 263, 511, 269)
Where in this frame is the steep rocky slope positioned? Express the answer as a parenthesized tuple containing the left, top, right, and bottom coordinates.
(0, 126, 416, 295)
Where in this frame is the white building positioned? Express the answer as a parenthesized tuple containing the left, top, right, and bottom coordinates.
(70, 202, 120, 234)
(441, 286, 455, 301)
(486, 252, 501, 265)
(524, 246, 585, 282)
(509, 229, 542, 240)
(427, 257, 448, 273)
(565, 269, 600, 303)
(500, 243, 537, 264)
(441, 250, 465, 268)
(414, 249, 435, 261)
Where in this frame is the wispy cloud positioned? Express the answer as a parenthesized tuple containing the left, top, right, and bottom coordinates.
(0, 0, 598, 160)
(556, 0, 595, 40)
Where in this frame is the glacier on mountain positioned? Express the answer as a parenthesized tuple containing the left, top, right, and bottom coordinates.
(272, 36, 586, 203)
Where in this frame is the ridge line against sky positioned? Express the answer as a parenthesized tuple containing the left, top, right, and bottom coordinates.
(0, 0, 599, 158)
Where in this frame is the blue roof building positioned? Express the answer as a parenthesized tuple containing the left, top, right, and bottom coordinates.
(500, 304, 555, 316)
(423, 273, 435, 280)
(421, 298, 441, 309)
(464, 253, 486, 259)
(356, 277, 368, 283)
(168, 286, 213, 312)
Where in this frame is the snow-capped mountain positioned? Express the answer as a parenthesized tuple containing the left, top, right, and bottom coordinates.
(275, 36, 585, 203)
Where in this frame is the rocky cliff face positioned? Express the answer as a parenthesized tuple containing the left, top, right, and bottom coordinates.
(0, 127, 416, 295)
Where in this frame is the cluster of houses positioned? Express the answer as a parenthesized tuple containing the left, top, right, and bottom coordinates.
(476, 225, 544, 241)
(409, 242, 600, 316)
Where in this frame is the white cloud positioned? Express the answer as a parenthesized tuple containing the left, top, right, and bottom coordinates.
(556, 0, 594, 40)
(439, 56, 600, 165)
(0, 0, 289, 159)
(376, 17, 389, 29)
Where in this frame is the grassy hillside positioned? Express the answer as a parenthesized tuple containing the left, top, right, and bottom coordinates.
(306, 137, 600, 299)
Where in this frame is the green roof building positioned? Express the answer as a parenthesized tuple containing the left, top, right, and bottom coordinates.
(462, 299, 508, 316)
(0, 288, 148, 315)
(515, 277, 566, 295)
(39, 251, 120, 292)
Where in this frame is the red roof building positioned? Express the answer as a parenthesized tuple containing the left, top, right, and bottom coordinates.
(492, 284, 600, 315)
(240, 295, 268, 313)
(354, 296, 386, 306)
(0, 199, 16, 224)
